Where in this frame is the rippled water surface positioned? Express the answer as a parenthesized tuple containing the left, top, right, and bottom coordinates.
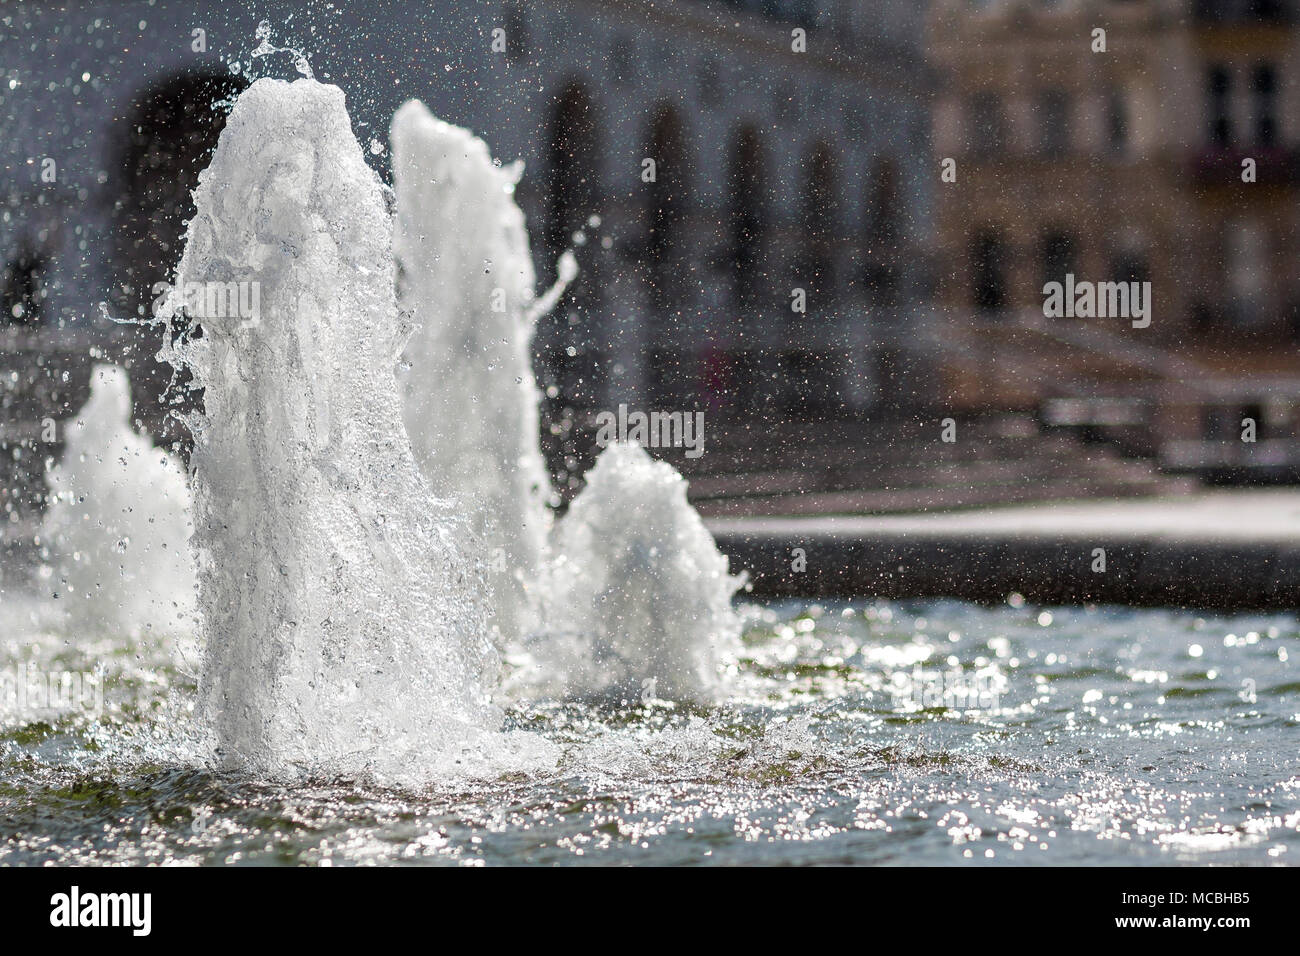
(2, 598, 1297, 865)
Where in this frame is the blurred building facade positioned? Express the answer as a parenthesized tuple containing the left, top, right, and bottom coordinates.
(1, 0, 937, 532)
(489, 0, 935, 427)
(929, 0, 1300, 478)
(0, 0, 935, 420)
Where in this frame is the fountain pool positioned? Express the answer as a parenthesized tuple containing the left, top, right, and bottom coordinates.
(0, 598, 1296, 865)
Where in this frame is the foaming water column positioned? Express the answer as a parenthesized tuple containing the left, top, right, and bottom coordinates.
(536, 443, 744, 702)
(39, 364, 196, 638)
(391, 100, 556, 646)
(160, 79, 498, 780)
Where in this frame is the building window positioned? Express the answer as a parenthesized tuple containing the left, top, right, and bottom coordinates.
(1225, 221, 1268, 327)
(611, 36, 635, 87)
(1039, 89, 1070, 156)
(797, 144, 837, 302)
(698, 57, 721, 107)
(1195, 0, 1287, 23)
(644, 106, 689, 313)
(1107, 88, 1128, 154)
(503, 4, 527, 61)
(1253, 63, 1277, 147)
(1040, 231, 1077, 289)
(112, 72, 247, 325)
(1110, 249, 1150, 295)
(863, 157, 900, 307)
(540, 83, 603, 409)
(2, 244, 47, 325)
(728, 126, 766, 308)
(968, 92, 1006, 158)
(109, 71, 247, 445)
(749, 0, 815, 27)
(971, 229, 1007, 313)
(1207, 66, 1232, 147)
(774, 84, 800, 126)
(843, 100, 867, 138)
(545, 83, 599, 275)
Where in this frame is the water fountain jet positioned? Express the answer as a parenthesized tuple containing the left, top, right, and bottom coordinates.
(531, 442, 743, 703)
(39, 363, 196, 640)
(161, 78, 498, 781)
(391, 100, 553, 648)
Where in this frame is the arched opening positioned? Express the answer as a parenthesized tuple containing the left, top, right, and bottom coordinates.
(1206, 65, 1232, 147)
(503, 3, 527, 61)
(644, 105, 691, 407)
(1106, 87, 1128, 154)
(538, 80, 603, 479)
(971, 228, 1007, 314)
(1253, 63, 1277, 147)
(109, 70, 247, 448)
(863, 157, 900, 307)
(720, 125, 769, 414)
(1225, 221, 1266, 327)
(644, 105, 689, 314)
(1040, 230, 1078, 290)
(968, 91, 1006, 157)
(1038, 88, 1071, 156)
(545, 82, 599, 278)
(1, 241, 47, 326)
(728, 125, 766, 309)
(798, 143, 837, 304)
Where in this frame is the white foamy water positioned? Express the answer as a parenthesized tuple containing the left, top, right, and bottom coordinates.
(528, 443, 744, 703)
(389, 101, 737, 703)
(37, 364, 196, 640)
(391, 100, 552, 647)
(159, 78, 503, 781)
(118, 79, 743, 782)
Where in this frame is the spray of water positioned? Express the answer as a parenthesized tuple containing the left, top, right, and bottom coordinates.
(391, 100, 742, 704)
(127, 76, 747, 783)
(38, 364, 196, 640)
(159, 78, 499, 781)
(530, 442, 744, 703)
(391, 100, 551, 647)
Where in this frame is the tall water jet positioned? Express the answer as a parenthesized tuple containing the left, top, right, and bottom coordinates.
(39, 363, 196, 639)
(391, 100, 554, 646)
(161, 78, 497, 780)
(389, 101, 739, 704)
(533, 443, 744, 702)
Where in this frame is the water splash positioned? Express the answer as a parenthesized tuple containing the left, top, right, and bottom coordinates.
(391, 100, 552, 647)
(230, 19, 314, 80)
(160, 78, 498, 781)
(530, 443, 744, 703)
(38, 364, 196, 640)
(389, 101, 736, 700)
